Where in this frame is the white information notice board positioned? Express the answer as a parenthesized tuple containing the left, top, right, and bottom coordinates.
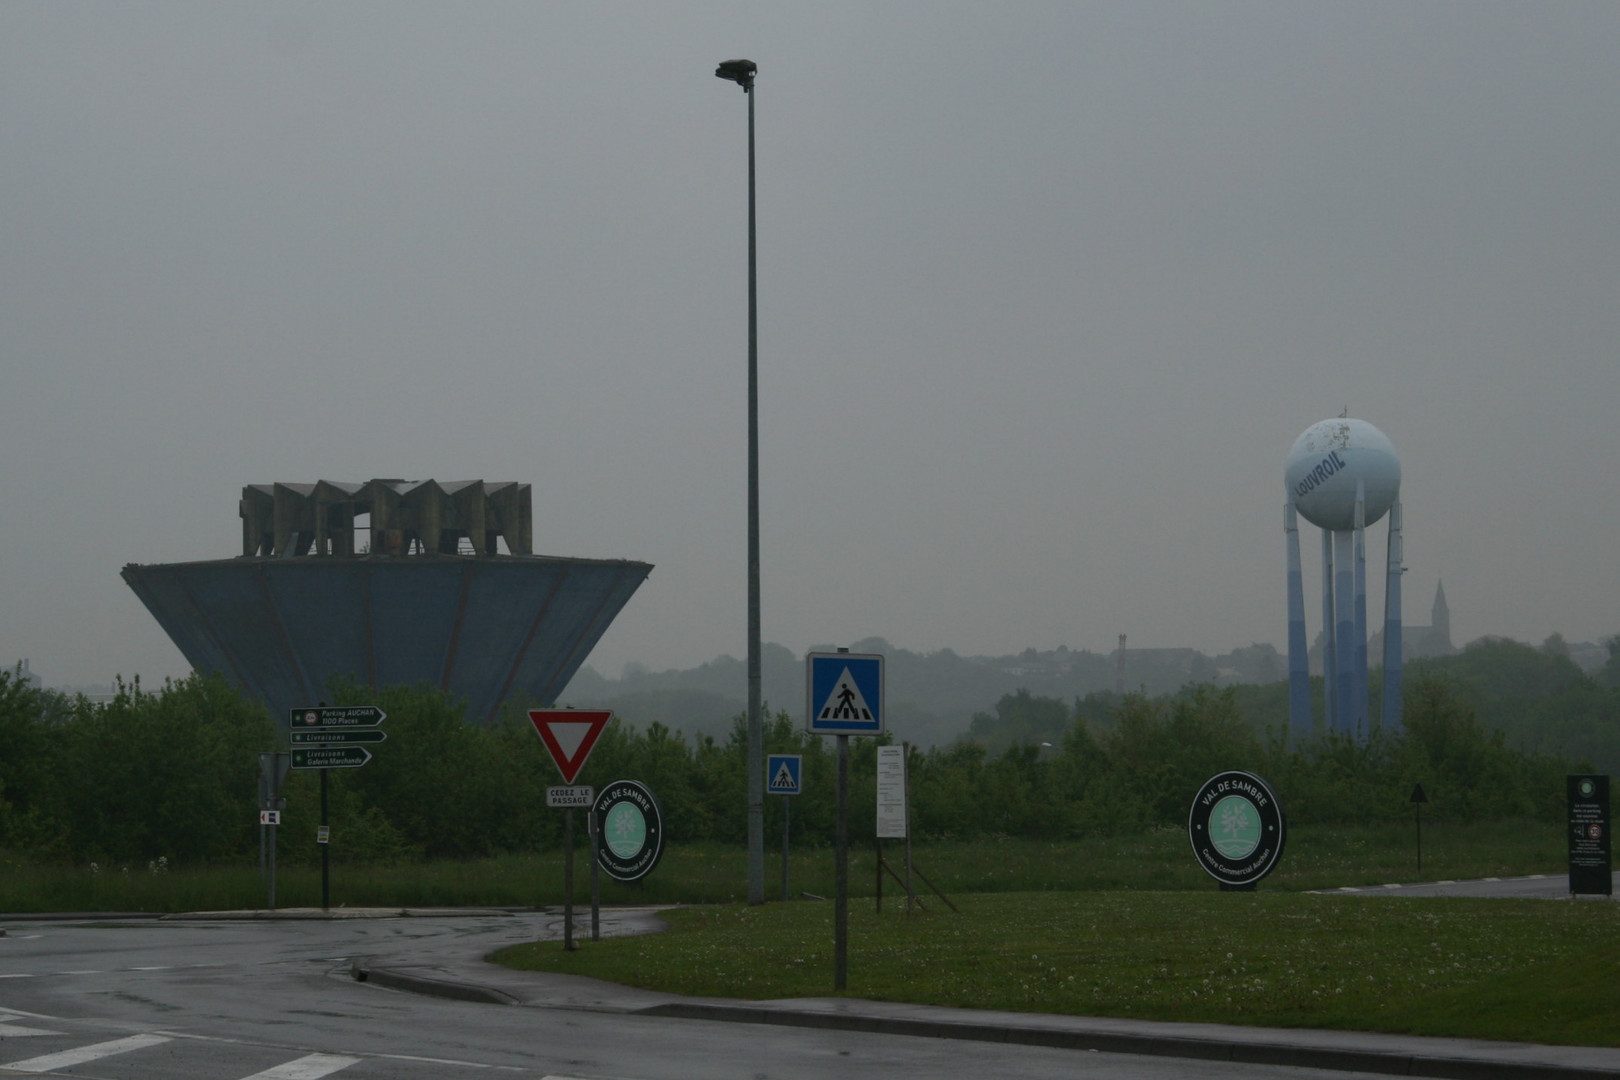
(876, 744, 907, 839)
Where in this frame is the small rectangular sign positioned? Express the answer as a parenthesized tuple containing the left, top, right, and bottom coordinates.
(290, 745, 373, 770)
(316, 825, 330, 844)
(291, 729, 387, 745)
(546, 785, 595, 808)
(290, 705, 387, 728)
(1569, 774, 1611, 895)
(876, 744, 907, 838)
(259, 810, 281, 826)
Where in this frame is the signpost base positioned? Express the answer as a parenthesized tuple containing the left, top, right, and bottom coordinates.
(563, 807, 576, 952)
(589, 808, 600, 942)
(874, 840, 953, 913)
(781, 795, 791, 902)
(834, 734, 848, 991)
(320, 769, 330, 912)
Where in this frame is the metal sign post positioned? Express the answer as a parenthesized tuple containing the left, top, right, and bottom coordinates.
(531, 710, 614, 947)
(289, 704, 386, 913)
(320, 770, 330, 910)
(1410, 783, 1428, 871)
(767, 754, 802, 902)
(835, 734, 849, 991)
(808, 649, 884, 992)
(544, 786, 596, 950)
(258, 752, 290, 911)
(589, 808, 601, 941)
(563, 808, 576, 951)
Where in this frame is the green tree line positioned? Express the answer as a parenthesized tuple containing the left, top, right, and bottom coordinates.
(1, 659, 1592, 867)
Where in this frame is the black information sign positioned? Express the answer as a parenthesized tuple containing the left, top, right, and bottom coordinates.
(290, 705, 386, 728)
(593, 780, 665, 882)
(1568, 774, 1611, 896)
(1189, 770, 1286, 889)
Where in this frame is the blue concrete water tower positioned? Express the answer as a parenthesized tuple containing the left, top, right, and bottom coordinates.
(122, 480, 651, 724)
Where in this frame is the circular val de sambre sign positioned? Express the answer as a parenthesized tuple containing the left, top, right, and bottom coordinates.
(1188, 770, 1286, 888)
(593, 779, 665, 882)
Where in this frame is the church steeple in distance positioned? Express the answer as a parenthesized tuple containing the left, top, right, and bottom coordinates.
(1432, 580, 1452, 652)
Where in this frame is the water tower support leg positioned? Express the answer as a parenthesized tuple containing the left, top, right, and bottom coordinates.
(1332, 529, 1357, 735)
(1382, 501, 1404, 733)
(1284, 503, 1313, 736)
(1322, 529, 1337, 732)
(1354, 484, 1369, 738)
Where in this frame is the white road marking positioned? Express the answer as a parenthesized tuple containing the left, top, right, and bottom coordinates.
(0, 972, 34, 978)
(0, 1022, 63, 1036)
(4, 1033, 171, 1072)
(239, 1052, 362, 1079)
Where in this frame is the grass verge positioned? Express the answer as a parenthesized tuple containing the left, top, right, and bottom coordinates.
(0, 819, 1567, 912)
(492, 890, 1620, 1047)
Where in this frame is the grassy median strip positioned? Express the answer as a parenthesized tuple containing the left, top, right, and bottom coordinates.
(0, 820, 1567, 912)
(492, 891, 1620, 1047)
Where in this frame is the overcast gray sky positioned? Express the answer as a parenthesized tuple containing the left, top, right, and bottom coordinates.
(4, 2, 1618, 688)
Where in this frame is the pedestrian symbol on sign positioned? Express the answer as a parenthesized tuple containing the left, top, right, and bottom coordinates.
(820, 671, 873, 721)
(772, 761, 795, 790)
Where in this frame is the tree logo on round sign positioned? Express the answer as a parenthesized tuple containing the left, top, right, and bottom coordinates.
(1189, 771, 1286, 888)
(605, 801, 646, 858)
(593, 780, 664, 882)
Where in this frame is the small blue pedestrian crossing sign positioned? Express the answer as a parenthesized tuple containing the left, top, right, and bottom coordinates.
(806, 651, 885, 735)
(767, 754, 802, 795)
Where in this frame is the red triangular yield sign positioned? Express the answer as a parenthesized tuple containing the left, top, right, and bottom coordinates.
(527, 709, 613, 784)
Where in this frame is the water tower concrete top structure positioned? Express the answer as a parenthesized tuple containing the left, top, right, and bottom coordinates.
(1284, 418, 1400, 532)
(122, 480, 652, 725)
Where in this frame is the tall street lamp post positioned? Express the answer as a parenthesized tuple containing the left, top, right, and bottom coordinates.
(715, 58, 765, 905)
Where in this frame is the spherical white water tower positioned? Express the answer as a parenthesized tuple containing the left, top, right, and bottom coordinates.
(1283, 419, 1404, 737)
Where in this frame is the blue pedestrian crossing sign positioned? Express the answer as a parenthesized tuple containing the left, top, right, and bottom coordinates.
(767, 754, 803, 795)
(806, 651, 885, 735)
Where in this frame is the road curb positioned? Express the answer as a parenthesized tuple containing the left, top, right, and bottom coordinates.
(351, 960, 521, 1006)
(0, 912, 165, 922)
(165, 907, 521, 921)
(637, 1003, 1620, 1080)
(348, 954, 1620, 1080)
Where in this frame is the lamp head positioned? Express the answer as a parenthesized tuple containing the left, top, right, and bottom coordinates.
(715, 59, 756, 91)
